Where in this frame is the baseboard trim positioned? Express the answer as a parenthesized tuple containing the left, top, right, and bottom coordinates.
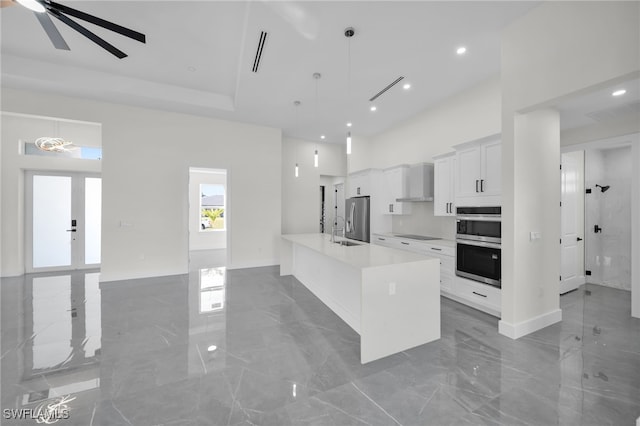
(227, 260, 279, 270)
(499, 309, 562, 339)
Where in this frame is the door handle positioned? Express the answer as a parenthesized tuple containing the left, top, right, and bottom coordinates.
(577, 237, 583, 242)
(66, 229, 77, 232)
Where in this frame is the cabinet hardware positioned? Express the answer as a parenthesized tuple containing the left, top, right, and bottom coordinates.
(401, 242, 410, 245)
(480, 179, 485, 192)
(431, 248, 442, 251)
(475, 180, 479, 193)
(472, 291, 487, 298)
(389, 204, 394, 213)
(357, 187, 361, 195)
(378, 237, 385, 241)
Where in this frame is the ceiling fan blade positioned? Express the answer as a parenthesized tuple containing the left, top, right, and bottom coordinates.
(35, 11, 70, 50)
(46, 0, 145, 44)
(49, 10, 127, 58)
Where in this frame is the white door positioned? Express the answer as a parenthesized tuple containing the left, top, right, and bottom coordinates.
(560, 152, 585, 294)
(26, 171, 102, 273)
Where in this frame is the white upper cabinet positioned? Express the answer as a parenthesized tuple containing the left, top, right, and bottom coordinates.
(480, 139, 501, 197)
(382, 165, 411, 215)
(347, 170, 371, 198)
(454, 135, 501, 207)
(433, 153, 455, 216)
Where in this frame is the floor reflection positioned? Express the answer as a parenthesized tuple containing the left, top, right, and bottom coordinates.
(1, 265, 639, 425)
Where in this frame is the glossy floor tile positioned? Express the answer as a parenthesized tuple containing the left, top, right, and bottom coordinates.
(1, 265, 639, 425)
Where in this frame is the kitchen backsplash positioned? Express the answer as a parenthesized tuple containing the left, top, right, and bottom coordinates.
(391, 202, 456, 240)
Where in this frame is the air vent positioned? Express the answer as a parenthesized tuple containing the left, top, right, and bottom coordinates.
(369, 76, 404, 102)
(585, 100, 640, 123)
(252, 31, 268, 73)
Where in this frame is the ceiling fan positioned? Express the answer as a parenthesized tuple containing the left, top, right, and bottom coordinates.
(2, 0, 146, 58)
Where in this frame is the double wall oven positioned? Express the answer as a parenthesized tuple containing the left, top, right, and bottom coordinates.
(456, 206, 501, 287)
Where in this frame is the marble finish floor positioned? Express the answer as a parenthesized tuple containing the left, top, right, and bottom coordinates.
(1, 265, 639, 425)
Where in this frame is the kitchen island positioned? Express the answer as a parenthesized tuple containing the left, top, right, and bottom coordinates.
(281, 233, 440, 363)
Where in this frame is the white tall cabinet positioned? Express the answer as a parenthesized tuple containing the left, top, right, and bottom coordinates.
(454, 134, 501, 207)
(382, 165, 411, 215)
(433, 153, 455, 216)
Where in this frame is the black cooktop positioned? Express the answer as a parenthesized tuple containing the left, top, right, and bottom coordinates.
(393, 234, 441, 241)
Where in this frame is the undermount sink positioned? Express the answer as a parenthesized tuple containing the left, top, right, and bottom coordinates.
(336, 240, 361, 247)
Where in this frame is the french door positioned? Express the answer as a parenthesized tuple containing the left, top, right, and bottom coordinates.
(25, 171, 102, 273)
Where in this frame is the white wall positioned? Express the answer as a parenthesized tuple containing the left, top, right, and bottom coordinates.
(500, 1, 640, 336)
(350, 77, 501, 240)
(1, 112, 102, 276)
(189, 169, 227, 251)
(561, 116, 640, 147)
(281, 137, 347, 235)
(1, 88, 282, 281)
(633, 143, 640, 318)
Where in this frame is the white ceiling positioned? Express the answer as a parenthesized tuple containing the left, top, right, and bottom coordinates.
(1, 1, 541, 144)
(556, 78, 640, 131)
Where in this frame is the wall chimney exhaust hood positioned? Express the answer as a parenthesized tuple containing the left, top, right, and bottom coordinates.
(396, 162, 434, 202)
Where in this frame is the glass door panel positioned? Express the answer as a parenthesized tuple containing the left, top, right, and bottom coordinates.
(27, 172, 101, 272)
(32, 175, 72, 268)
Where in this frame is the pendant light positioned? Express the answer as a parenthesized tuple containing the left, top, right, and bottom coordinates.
(344, 27, 355, 155)
(293, 100, 301, 178)
(313, 72, 321, 168)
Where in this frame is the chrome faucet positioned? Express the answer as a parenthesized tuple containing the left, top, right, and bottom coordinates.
(331, 216, 345, 243)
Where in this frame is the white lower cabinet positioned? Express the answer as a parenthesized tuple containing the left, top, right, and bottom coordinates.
(371, 234, 501, 317)
(449, 277, 501, 317)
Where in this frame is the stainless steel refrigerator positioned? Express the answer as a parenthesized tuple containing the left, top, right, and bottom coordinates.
(345, 196, 370, 243)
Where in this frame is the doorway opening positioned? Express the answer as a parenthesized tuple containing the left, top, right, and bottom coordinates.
(25, 171, 102, 273)
(561, 135, 637, 308)
(319, 175, 345, 235)
(188, 167, 228, 270)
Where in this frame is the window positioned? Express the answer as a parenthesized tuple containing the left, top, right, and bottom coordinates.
(24, 141, 102, 160)
(200, 184, 225, 231)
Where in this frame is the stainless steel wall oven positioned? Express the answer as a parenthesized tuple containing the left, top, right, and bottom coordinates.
(456, 207, 501, 287)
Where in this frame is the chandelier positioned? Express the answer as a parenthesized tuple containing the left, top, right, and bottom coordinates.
(34, 137, 77, 152)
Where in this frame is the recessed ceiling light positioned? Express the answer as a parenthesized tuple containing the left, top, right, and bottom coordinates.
(456, 46, 467, 55)
(207, 345, 217, 352)
(403, 83, 411, 90)
(320, 135, 325, 140)
(346, 122, 352, 127)
(370, 106, 377, 112)
(612, 89, 626, 97)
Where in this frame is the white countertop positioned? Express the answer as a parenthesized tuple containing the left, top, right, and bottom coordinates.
(282, 233, 437, 269)
(371, 233, 456, 248)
